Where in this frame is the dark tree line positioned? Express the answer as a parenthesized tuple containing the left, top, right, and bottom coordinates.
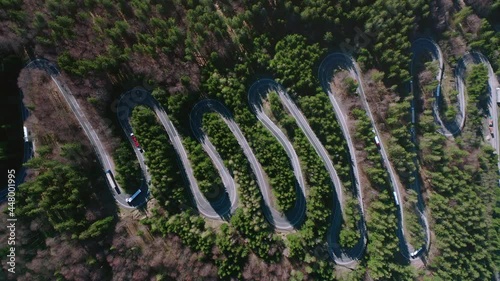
(113, 139, 142, 194)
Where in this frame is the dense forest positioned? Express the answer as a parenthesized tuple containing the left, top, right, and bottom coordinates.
(0, 0, 499, 280)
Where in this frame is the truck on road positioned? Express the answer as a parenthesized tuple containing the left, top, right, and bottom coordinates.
(105, 170, 120, 194)
(23, 126, 29, 142)
(126, 189, 142, 204)
(374, 135, 380, 148)
(393, 191, 399, 205)
(372, 129, 381, 148)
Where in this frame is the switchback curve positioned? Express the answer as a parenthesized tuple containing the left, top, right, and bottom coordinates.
(121, 89, 233, 219)
(25, 59, 148, 208)
(190, 99, 300, 230)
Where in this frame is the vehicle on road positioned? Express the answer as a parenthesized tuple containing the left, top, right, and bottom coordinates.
(496, 87, 500, 104)
(126, 189, 142, 203)
(410, 248, 423, 259)
(105, 170, 120, 194)
(393, 191, 399, 205)
(23, 126, 29, 142)
(489, 117, 494, 137)
(372, 129, 381, 148)
(130, 133, 143, 152)
(130, 133, 139, 147)
(374, 135, 381, 148)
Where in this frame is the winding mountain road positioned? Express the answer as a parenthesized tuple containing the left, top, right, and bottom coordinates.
(189, 99, 240, 217)
(121, 89, 233, 219)
(411, 38, 466, 137)
(25, 59, 146, 208)
(409, 40, 496, 259)
(17, 59, 235, 218)
(412, 39, 500, 177)
(248, 79, 367, 264)
(409, 39, 500, 260)
(190, 99, 300, 230)
(247, 81, 308, 229)
(318, 53, 428, 260)
(318, 54, 376, 263)
(12, 44, 499, 269)
(461, 52, 500, 154)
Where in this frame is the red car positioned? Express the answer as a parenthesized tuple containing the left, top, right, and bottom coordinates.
(130, 133, 140, 147)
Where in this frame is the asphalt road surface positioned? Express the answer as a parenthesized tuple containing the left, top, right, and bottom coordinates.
(190, 99, 300, 230)
(411, 38, 500, 163)
(249, 79, 365, 264)
(25, 59, 147, 208)
(189, 99, 240, 217)
(460, 52, 500, 154)
(411, 38, 466, 136)
(121, 89, 232, 219)
(318, 54, 375, 263)
(247, 80, 308, 229)
(319, 53, 423, 260)
(11, 50, 499, 270)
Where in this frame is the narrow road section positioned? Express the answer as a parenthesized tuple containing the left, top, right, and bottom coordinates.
(321, 53, 423, 260)
(411, 38, 466, 136)
(120, 89, 232, 219)
(189, 99, 239, 217)
(247, 80, 308, 229)
(190, 99, 296, 230)
(318, 54, 376, 263)
(249, 79, 360, 264)
(459, 52, 500, 154)
(26, 59, 146, 208)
